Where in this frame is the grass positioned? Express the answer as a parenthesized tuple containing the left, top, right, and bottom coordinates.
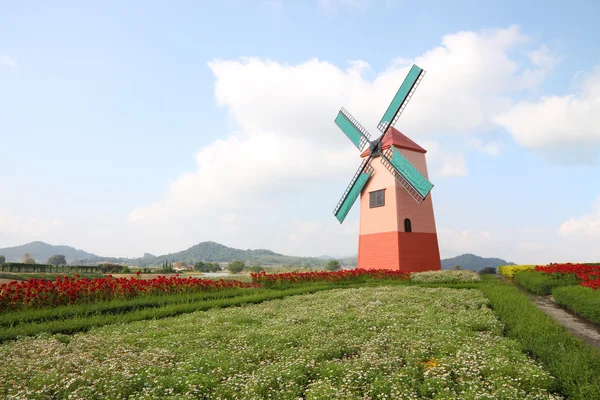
(479, 278, 600, 399)
(0, 286, 562, 399)
(552, 285, 600, 325)
(514, 271, 579, 295)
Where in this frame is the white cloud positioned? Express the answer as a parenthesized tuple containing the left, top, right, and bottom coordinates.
(126, 26, 556, 256)
(0, 55, 17, 69)
(494, 65, 600, 163)
(559, 197, 600, 236)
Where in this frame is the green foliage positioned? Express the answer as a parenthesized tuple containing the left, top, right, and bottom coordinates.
(227, 260, 245, 274)
(47, 254, 67, 266)
(194, 261, 221, 273)
(248, 265, 264, 273)
(0, 255, 5, 264)
(325, 260, 341, 271)
(514, 271, 578, 295)
(480, 279, 600, 399)
(98, 263, 128, 274)
(552, 285, 600, 325)
(478, 266, 497, 275)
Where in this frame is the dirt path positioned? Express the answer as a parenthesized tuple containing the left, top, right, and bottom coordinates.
(530, 294, 600, 349)
(498, 275, 600, 349)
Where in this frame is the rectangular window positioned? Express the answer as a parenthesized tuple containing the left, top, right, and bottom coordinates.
(369, 189, 385, 208)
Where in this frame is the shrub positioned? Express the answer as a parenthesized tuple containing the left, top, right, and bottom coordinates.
(410, 270, 480, 283)
(227, 260, 245, 274)
(248, 265, 264, 273)
(325, 260, 341, 271)
(479, 267, 497, 275)
(552, 285, 600, 325)
(498, 265, 536, 278)
(99, 263, 128, 274)
(514, 271, 578, 295)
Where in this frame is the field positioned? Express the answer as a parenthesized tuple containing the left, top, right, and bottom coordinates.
(1, 286, 561, 399)
(1, 269, 600, 399)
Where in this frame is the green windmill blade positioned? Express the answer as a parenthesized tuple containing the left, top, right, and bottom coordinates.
(377, 65, 425, 133)
(380, 147, 433, 204)
(334, 160, 374, 223)
(334, 107, 371, 152)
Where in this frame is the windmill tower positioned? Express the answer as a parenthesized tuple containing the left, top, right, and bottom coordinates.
(332, 65, 441, 272)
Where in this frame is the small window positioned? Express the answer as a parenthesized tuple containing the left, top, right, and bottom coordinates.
(369, 189, 385, 208)
(404, 218, 412, 232)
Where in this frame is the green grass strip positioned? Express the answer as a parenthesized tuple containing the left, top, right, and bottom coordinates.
(553, 285, 600, 325)
(480, 278, 600, 399)
(0, 288, 253, 328)
(514, 270, 578, 294)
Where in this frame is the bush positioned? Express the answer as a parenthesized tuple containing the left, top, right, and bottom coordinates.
(325, 260, 341, 271)
(410, 270, 480, 283)
(227, 260, 245, 274)
(99, 263, 128, 274)
(479, 267, 497, 275)
(248, 265, 264, 273)
(498, 265, 536, 278)
(552, 285, 600, 325)
(514, 271, 578, 295)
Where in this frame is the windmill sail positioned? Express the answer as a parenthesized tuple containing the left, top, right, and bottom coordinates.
(334, 160, 374, 223)
(334, 107, 371, 152)
(380, 147, 433, 204)
(377, 65, 425, 133)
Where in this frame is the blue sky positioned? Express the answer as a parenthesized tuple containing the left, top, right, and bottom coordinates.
(1, 0, 599, 263)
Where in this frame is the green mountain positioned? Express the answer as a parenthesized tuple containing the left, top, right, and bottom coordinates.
(0, 241, 100, 264)
(441, 253, 514, 271)
(0, 241, 512, 270)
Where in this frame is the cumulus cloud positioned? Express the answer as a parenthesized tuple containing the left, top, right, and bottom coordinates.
(559, 197, 600, 236)
(122, 26, 557, 255)
(494, 65, 600, 163)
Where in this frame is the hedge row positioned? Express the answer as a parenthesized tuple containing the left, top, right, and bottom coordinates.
(514, 270, 579, 295)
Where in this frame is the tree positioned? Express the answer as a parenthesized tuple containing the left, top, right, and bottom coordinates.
(227, 260, 245, 274)
(23, 253, 36, 264)
(454, 265, 462, 270)
(479, 266, 497, 275)
(325, 260, 341, 271)
(0, 255, 5, 264)
(47, 254, 67, 265)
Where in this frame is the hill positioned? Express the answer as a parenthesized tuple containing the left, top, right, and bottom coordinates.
(0, 241, 100, 263)
(0, 241, 512, 270)
(441, 253, 515, 271)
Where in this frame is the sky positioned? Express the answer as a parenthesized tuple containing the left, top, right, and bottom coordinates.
(1, 0, 599, 263)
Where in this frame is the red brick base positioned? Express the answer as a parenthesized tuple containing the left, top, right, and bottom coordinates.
(357, 231, 441, 272)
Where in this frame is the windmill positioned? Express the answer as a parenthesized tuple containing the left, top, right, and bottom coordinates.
(333, 64, 441, 272)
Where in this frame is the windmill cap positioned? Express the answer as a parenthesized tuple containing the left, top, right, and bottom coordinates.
(360, 127, 427, 157)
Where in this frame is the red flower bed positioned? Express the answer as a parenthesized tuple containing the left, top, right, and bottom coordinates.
(0, 275, 258, 311)
(251, 269, 410, 286)
(535, 263, 600, 290)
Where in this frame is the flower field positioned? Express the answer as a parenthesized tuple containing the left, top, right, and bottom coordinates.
(0, 286, 562, 399)
(0, 274, 258, 312)
(535, 263, 600, 290)
(498, 265, 536, 278)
